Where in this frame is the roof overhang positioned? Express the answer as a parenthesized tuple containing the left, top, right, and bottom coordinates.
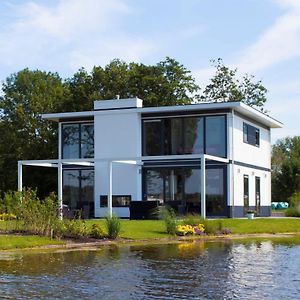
(42, 101, 282, 129)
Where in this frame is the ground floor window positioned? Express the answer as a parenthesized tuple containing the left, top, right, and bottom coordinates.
(63, 169, 94, 218)
(143, 165, 227, 216)
(243, 175, 249, 214)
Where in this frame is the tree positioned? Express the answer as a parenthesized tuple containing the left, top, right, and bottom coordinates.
(0, 69, 68, 196)
(64, 57, 200, 111)
(271, 136, 300, 202)
(200, 58, 267, 111)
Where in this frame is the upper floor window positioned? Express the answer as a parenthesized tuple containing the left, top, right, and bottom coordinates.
(62, 123, 94, 159)
(142, 115, 226, 158)
(243, 122, 260, 147)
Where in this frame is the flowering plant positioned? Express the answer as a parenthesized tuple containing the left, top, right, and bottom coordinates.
(175, 223, 205, 236)
(0, 213, 17, 221)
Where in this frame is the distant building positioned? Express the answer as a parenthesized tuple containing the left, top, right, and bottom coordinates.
(18, 98, 282, 218)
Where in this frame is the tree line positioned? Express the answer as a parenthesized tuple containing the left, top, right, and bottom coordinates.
(0, 56, 296, 202)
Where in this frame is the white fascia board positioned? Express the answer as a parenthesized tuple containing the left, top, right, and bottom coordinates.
(42, 111, 94, 122)
(236, 102, 282, 128)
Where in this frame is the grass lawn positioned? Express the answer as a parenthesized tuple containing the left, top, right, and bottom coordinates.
(86, 220, 170, 240)
(0, 235, 64, 250)
(218, 218, 300, 234)
(87, 218, 300, 240)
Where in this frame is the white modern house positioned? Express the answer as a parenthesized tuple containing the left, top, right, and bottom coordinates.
(18, 98, 282, 218)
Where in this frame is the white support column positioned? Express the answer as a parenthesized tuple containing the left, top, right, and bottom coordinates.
(200, 154, 206, 219)
(58, 162, 63, 220)
(108, 161, 113, 218)
(17, 162, 23, 192)
(58, 122, 62, 160)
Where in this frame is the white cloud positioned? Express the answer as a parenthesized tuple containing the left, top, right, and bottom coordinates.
(68, 37, 155, 71)
(0, 0, 156, 77)
(234, 0, 300, 73)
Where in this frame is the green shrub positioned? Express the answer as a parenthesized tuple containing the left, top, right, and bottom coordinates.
(63, 219, 89, 239)
(285, 207, 300, 217)
(162, 208, 178, 235)
(105, 214, 121, 239)
(182, 214, 223, 235)
(0, 191, 22, 214)
(182, 214, 204, 226)
(288, 192, 300, 208)
(89, 223, 105, 239)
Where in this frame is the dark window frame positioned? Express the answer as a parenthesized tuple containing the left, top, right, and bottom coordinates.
(243, 122, 260, 147)
(61, 122, 94, 159)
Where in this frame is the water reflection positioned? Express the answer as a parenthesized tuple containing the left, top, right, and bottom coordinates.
(0, 240, 300, 299)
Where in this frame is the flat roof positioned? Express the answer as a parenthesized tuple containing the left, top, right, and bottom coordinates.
(42, 101, 283, 128)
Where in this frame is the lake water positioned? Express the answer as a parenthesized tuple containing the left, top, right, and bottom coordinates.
(1, 239, 300, 299)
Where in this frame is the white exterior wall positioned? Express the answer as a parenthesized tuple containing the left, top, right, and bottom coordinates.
(233, 165, 271, 207)
(229, 113, 272, 212)
(94, 111, 142, 218)
(233, 114, 271, 168)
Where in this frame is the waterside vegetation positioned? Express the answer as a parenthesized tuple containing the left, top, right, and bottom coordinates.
(1, 190, 300, 250)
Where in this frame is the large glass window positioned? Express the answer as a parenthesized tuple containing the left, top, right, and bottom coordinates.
(62, 123, 94, 159)
(142, 115, 226, 158)
(205, 116, 226, 157)
(144, 166, 226, 216)
(63, 169, 94, 218)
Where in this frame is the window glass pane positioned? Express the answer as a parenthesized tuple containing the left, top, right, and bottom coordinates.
(185, 168, 201, 213)
(205, 116, 226, 157)
(171, 119, 183, 154)
(63, 169, 94, 218)
(143, 120, 162, 155)
(63, 170, 80, 210)
(62, 124, 80, 159)
(255, 129, 260, 146)
(80, 170, 94, 206)
(146, 170, 164, 203)
(206, 168, 225, 215)
(165, 169, 184, 201)
(243, 123, 260, 147)
(243, 123, 248, 143)
(184, 117, 204, 154)
(243, 175, 249, 212)
(100, 195, 131, 207)
(81, 124, 94, 158)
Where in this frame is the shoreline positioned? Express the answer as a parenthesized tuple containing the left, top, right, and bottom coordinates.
(1, 232, 300, 256)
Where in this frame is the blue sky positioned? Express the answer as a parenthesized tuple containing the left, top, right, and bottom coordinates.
(0, 0, 299, 143)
